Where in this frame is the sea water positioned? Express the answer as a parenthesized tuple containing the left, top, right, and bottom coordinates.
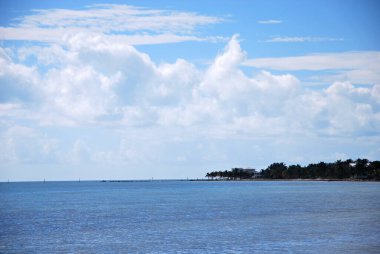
(0, 180, 379, 253)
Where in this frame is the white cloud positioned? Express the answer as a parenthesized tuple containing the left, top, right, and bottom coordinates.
(0, 4, 224, 45)
(42, 65, 118, 121)
(324, 82, 380, 135)
(257, 20, 283, 24)
(0, 49, 40, 103)
(68, 139, 91, 164)
(0, 125, 60, 164)
(244, 51, 380, 85)
(1, 34, 380, 175)
(197, 34, 248, 100)
(2, 34, 379, 137)
(265, 36, 344, 43)
(19, 4, 221, 33)
(244, 51, 380, 71)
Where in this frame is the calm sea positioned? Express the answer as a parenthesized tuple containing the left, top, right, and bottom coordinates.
(0, 180, 379, 253)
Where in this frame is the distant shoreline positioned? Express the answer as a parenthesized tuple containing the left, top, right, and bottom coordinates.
(189, 178, 380, 182)
(100, 178, 380, 183)
(206, 159, 380, 181)
(2, 178, 379, 183)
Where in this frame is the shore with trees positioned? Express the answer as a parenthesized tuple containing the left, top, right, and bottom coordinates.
(206, 159, 380, 181)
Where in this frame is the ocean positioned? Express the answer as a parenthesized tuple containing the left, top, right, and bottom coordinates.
(0, 180, 379, 253)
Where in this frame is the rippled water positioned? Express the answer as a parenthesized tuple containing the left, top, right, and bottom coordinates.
(1, 180, 379, 253)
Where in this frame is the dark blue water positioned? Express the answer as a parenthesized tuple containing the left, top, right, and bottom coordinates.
(0, 181, 379, 253)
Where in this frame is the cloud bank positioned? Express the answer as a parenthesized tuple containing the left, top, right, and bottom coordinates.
(3, 35, 379, 135)
(1, 35, 380, 170)
(1, 4, 379, 179)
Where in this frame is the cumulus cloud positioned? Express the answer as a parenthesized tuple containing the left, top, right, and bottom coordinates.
(1, 34, 379, 135)
(42, 65, 118, 120)
(0, 48, 40, 103)
(0, 125, 60, 164)
(1, 33, 380, 171)
(324, 82, 380, 134)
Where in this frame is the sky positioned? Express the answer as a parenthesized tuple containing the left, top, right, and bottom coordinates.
(0, 0, 379, 181)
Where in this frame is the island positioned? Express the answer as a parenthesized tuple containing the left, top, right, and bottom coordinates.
(206, 159, 380, 181)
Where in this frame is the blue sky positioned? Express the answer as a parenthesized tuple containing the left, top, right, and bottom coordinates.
(0, 0, 379, 181)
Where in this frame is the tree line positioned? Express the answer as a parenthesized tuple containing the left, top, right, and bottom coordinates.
(206, 159, 380, 180)
(206, 168, 256, 180)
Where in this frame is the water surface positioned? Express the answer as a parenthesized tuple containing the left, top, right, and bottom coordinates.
(1, 181, 379, 253)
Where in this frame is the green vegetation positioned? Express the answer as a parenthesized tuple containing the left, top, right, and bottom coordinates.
(206, 159, 380, 180)
(206, 168, 256, 180)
